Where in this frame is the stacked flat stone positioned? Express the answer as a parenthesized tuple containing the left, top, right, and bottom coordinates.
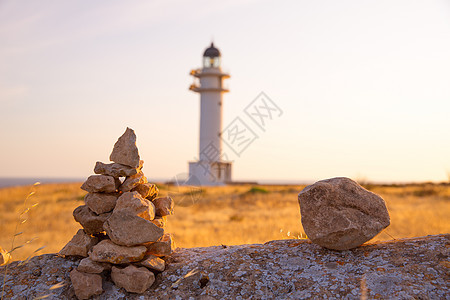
(59, 128, 175, 300)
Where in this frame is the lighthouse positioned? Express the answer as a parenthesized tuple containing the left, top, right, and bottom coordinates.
(188, 43, 232, 186)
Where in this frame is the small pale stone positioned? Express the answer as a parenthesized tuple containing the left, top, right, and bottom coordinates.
(94, 160, 143, 177)
(298, 177, 390, 250)
(132, 183, 159, 200)
(113, 191, 155, 221)
(84, 193, 119, 214)
(70, 269, 103, 300)
(145, 233, 175, 257)
(73, 205, 111, 235)
(59, 229, 98, 257)
(103, 211, 164, 246)
(81, 175, 120, 193)
(0, 246, 11, 266)
(152, 196, 174, 217)
(89, 240, 146, 264)
(150, 216, 166, 228)
(77, 257, 111, 274)
(119, 171, 147, 192)
(110, 127, 140, 168)
(111, 265, 155, 294)
(136, 254, 165, 272)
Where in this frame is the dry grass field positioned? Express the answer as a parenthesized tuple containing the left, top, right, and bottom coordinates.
(0, 182, 449, 262)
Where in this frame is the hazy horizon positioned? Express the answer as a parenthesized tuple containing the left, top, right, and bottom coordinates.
(1, 0, 449, 183)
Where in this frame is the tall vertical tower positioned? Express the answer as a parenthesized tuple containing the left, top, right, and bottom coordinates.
(188, 43, 232, 185)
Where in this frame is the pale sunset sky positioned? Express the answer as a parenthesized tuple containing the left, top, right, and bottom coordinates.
(1, 0, 449, 183)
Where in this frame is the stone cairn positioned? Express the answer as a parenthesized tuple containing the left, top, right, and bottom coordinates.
(59, 128, 175, 300)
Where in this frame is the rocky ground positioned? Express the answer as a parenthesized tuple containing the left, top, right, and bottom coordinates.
(1, 234, 448, 299)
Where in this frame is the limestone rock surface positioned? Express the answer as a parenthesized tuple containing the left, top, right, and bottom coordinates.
(1, 235, 448, 299)
(70, 269, 103, 300)
(73, 205, 111, 235)
(94, 161, 142, 177)
(152, 196, 174, 217)
(109, 127, 140, 168)
(81, 175, 120, 193)
(89, 240, 146, 264)
(119, 171, 147, 192)
(77, 257, 111, 274)
(145, 233, 175, 257)
(84, 193, 118, 215)
(150, 216, 166, 228)
(132, 183, 159, 200)
(59, 229, 98, 257)
(136, 255, 165, 272)
(113, 191, 155, 221)
(103, 211, 164, 246)
(298, 177, 390, 250)
(111, 265, 155, 294)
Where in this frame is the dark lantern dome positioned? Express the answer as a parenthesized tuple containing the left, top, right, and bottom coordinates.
(203, 42, 221, 58)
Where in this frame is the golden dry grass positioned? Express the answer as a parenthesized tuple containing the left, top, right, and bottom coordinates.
(0, 182, 449, 262)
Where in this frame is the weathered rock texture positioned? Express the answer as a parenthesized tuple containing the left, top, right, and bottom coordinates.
(84, 193, 118, 215)
(72, 206, 111, 235)
(298, 177, 390, 250)
(1, 235, 448, 299)
(80, 175, 120, 193)
(59, 229, 98, 257)
(113, 191, 155, 221)
(69, 269, 103, 300)
(89, 240, 147, 264)
(109, 127, 140, 168)
(111, 265, 155, 293)
(77, 257, 111, 274)
(153, 196, 174, 217)
(103, 211, 164, 246)
(145, 233, 175, 257)
(94, 161, 141, 177)
(119, 171, 147, 192)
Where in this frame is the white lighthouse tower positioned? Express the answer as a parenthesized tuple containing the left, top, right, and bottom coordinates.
(188, 43, 232, 186)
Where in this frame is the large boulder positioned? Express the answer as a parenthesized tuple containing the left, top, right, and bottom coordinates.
(94, 161, 143, 177)
(84, 193, 119, 214)
(109, 127, 140, 168)
(80, 175, 120, 193)
(59, 229, 98, 257)
(113, 191, 155, 221)
(111, 265, 155, 294)
(103, 211, 164, 246)
(89, 240, 147, 264)
(70, 269, 103, 299)
(73, 205, 111, 235)
(298, 177, 390, 250)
